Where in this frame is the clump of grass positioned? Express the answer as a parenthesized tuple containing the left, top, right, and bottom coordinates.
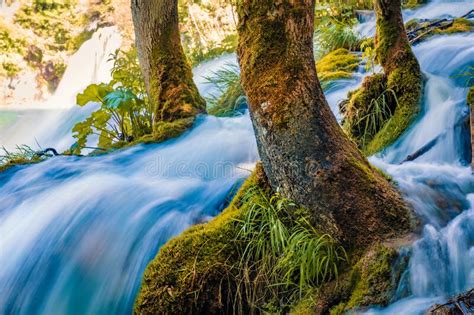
(234, 187, 346, 312)
(204, 64, 247, 117)
(343, 88, 398, 147)
(315, 18, 361, 58)
(0, 145, 47, 172)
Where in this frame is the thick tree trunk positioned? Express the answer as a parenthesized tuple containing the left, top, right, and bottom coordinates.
(374, 0, 418, 74)
(237, 0, 412, 249)
(131, 0, 205, 125)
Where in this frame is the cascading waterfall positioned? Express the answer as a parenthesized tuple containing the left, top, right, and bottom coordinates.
(0, 1, 473, 314)
(364, 31, 474, 314)
(0, 113, 258, 314)
(0, 26, 122, 152)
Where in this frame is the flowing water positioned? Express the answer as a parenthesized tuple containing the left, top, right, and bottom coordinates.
(0, 1, 474, 314)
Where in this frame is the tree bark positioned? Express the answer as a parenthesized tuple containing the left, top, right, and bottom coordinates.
(237, 0, 412, 249)
(131, 0, 206, 125)
(374, 0, 418, 74)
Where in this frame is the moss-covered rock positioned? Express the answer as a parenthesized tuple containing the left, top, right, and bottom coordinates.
(134, 165, 269, 314)
(0, 157, 42, 173)
(407, 18, 474, 44)
(291, 244, 406, 314)
(316, 48, 361, 87)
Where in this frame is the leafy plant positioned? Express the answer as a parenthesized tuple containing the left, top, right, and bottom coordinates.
(457, 66, 474, 87)
(71, 48, 153, 153)
(234, 187, 346, 311)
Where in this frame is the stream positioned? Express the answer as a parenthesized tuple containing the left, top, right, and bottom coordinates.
(0, 0, 474, 314)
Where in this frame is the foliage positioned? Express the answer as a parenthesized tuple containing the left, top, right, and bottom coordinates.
(204, 63, 246, 116)
(71, 48, 153, 153)
(360, 38, 376, 73)
(2, 62, 21, 78)
(134, 167, 346, 314)
(14, 0, 85, 52)
(234, 187, 346, 311)
(0, 25, 26, 55)
(315, 17, 361, 58)
(186, 34, 238, 67)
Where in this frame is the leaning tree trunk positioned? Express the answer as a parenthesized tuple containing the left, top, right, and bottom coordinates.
(374, 0, 419, 74)
(237, 0, 412, 249)
(131, 0, 206, 125)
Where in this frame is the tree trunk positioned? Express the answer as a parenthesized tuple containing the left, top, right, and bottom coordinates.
(374, 0, 418, 75)
(131, 0, 206, 125)
(237, 0, 412, 249)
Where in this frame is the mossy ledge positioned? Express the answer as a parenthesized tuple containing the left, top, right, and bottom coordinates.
(290, 244, 409, 314)
(134, 164, 270, 314)
(316, 48, 361, 87)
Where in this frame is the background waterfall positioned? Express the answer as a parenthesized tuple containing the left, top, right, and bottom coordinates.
(0, 27, 122, 152)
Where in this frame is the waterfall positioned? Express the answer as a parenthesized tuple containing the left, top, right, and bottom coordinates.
(0, 27, 122, 152)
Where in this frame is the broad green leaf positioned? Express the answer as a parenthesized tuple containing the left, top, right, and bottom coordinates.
(76, 83, 113, 106)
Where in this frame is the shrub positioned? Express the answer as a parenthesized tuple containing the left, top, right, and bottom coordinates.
(71, 48, 153, 153)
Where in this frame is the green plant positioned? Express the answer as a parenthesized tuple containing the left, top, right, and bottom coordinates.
(350, 89, 398, 146)
(457, 66, 474, 87)
(71, 48, 153, 153)
(204, 63, 246, 116)
(0, 145, 52, 172)
(234, 187, 346, 311)
(360, 38, 376, 73)
(315, 17, 361, 57)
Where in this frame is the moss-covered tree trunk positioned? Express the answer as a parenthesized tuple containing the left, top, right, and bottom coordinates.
(237, 0, 412, 249)
(343, 0, 423, 154)
(374, 0, 418, 75)
(131, 0, 206, 126)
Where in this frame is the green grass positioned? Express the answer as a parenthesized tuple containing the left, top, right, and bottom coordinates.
(204, 63, 246, 117)
(0, 145, 45, 172)
(234, 187, 346, 311)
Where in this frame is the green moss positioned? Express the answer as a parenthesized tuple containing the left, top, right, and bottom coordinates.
(0, 156, 42, 173)
(365, 60, 423, 155)
(152, 117, 195, 143)
(134, 166, 267, 314)
(316, 48, 361, 89)
(328, 244, 400, 313)
(317, 49, 360, 74)
(435, 18, 474, 35)
(468, 87, 474, 107)
(343, 4, 423, 155)
(402, 0, 428, 9)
